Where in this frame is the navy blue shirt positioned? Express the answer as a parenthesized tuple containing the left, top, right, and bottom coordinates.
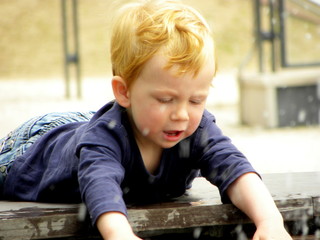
(4, 101, 257, 224)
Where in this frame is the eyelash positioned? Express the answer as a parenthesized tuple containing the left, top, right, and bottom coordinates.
(157, 98, 173, 103)
(190, 99, 202, 105)
(157, 98, 203, 105)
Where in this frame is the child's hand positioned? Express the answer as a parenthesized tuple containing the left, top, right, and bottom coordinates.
(104, 231, 142, 240)
(97, 211, 143, 240)
(252, 218, 292, 240)
(102, 229, 142, 240)
(227, 173, 293, 240)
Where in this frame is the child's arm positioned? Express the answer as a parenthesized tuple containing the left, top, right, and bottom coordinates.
(96, 211, 142, 240)
(226, 172, 293, 239)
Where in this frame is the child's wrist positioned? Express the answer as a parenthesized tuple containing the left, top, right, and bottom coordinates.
(255, 212, 284, 228)
(97, 211, 134, 239)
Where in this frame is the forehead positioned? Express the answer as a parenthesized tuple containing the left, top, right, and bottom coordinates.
(139, 54, 215, 85)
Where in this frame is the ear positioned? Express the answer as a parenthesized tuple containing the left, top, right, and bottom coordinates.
(112, 76, 131, 108)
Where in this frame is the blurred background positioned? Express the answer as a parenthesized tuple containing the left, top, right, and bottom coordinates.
(0, 0, 320, 174)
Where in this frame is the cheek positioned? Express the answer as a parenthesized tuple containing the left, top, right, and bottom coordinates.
(186, 109, 204, 134)
(133, 105, 167, 132)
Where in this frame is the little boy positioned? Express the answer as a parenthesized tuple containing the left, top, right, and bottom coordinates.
(0, 0, 291, 239)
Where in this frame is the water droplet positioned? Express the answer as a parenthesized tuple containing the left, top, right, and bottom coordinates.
(298, 109, 307, 123)
(49, 184, 56, 191)
(179, 139, 190, 158)
(123, 187, 130, 194)
(160, 105, 167, 112)
(307, 95, 314, 102)
(113, 194, 121, 203)
(305, 32, 312, 40)
(142, 128, 150, 136)
(222, 213, 228, 220)
(77, 203, 87, 222)
(193, 227, 202, 239)
(148, 175, 156, 184)
(208, 168, 218, 180)
(235, 225, 248, 240)
(108, 120, 116, 129)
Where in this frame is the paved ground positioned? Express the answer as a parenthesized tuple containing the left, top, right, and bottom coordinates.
(1, 77, 319, 174)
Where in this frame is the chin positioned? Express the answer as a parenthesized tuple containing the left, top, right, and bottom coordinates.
(161, 141, 181, 149)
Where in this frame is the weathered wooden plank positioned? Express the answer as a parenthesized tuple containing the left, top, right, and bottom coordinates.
(292, 236, 320, 240)
(0, 204, 92, 240)
(0, 172, 319, 240)
(0, 197, 314, 239)
(276, 198, 314, 222)
(128, 197, 314, 236)
(0, 214, 80, 240)
(313, 197, 320, 217)
(128, 203, 248, 233)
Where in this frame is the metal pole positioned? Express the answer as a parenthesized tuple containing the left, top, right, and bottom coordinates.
(72, 0, 81, 98)
(61, 0, 70, 98)
(278, 0, 287, 68)
(254, 0, 264, 72)
(269, 0, 276, 72)
(61, 0, 81, 99)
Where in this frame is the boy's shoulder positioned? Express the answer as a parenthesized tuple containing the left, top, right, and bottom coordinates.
(198, 109, 216, 128)
(76, 101, 131, 148)
(89, 100, 124, 122)
(87, 101, 131, 130)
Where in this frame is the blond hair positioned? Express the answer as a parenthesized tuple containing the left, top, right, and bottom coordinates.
(111, 0, 215, 88)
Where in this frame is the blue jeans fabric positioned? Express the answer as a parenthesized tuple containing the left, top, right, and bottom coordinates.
(0, 111, 95, 192)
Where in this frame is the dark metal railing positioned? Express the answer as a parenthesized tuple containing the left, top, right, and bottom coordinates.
(61, 0, 81, 98)
(254, 0, 320, 72)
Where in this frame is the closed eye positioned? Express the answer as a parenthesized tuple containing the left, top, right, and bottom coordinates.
(190, 98, 205, 105)
(157, 98, 173, 103)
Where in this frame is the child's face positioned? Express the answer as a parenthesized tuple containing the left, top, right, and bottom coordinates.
(127, 55, 215, 149)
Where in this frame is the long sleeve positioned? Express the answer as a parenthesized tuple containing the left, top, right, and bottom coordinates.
(195, 111, 259, 203)
(78, 144, 127, 225)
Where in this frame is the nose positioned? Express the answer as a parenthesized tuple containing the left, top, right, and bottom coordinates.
(170, 104, 189, 121)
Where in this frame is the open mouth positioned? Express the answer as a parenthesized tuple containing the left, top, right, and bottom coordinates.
(164, 131, 182, 136)
(163, 130, 183, 140)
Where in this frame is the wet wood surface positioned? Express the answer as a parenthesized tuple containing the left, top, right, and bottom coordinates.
(0, 172, 319, 240)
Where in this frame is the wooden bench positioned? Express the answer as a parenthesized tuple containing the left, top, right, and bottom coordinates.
(0, 172, 319, 239)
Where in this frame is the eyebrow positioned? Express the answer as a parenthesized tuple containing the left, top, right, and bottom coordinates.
(152, 89, 209, 98)
(152, 89, 178, 95)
